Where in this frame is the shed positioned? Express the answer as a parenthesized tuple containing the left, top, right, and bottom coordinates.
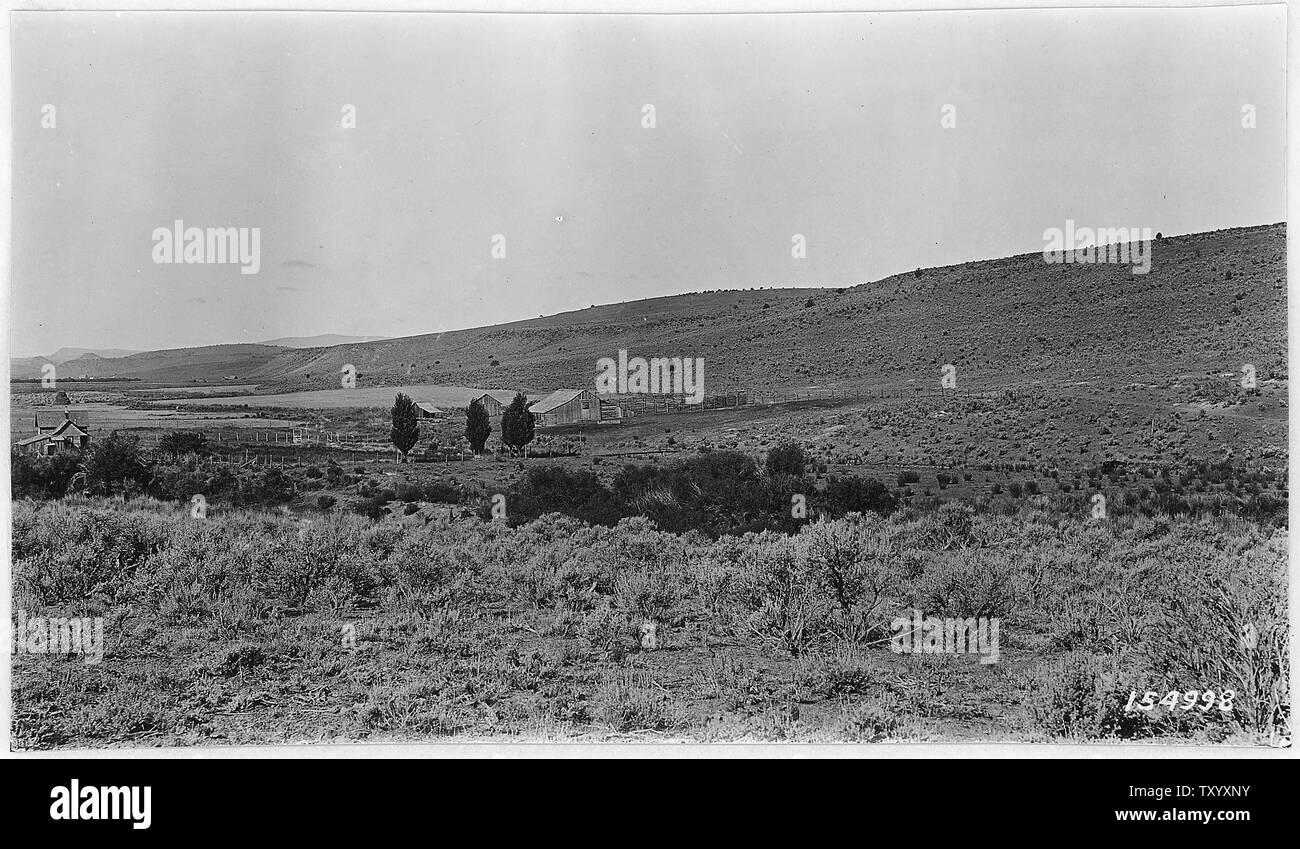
(529, 388, 620, 427)
(471, 390, 526, 417)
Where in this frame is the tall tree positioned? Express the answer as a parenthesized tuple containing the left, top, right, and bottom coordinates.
(465, 398, 491, 454)
(79, 431, 149, 496)
(390, 393, 420, 462)
(501, 391, 536, 456)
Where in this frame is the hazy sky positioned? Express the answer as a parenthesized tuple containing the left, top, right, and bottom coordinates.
(10, 7, 1285, 356)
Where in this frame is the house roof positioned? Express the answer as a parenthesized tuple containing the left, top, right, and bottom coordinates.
(35, 411, 89, 429)
(528, 389, 588, 414)
(19, 420, 89, 445)
(50, 421, 90, 438)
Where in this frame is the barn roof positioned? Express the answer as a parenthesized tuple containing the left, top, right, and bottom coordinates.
(528, 389, 588, 414)
(473, 390, 527, 406)
(415, 402, 444, 415)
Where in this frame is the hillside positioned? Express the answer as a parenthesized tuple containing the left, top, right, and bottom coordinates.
(11, 224, 1286, 397)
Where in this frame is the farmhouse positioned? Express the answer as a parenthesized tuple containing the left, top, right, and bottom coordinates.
(18, 411, 91, 455)
(528, 388, 622, 428)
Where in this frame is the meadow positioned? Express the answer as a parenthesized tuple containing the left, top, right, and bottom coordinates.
(10, 491, 1288, 747)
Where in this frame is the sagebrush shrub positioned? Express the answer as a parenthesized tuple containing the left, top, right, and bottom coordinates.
(593, 670, 683, 732)
(914, 550, 1014, 619)
(731, 532, 828, 656)
(577, 604, 640, 660)
(839, 693, 903, 742)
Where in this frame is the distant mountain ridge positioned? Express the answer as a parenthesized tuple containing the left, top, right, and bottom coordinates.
(48, 347, 139, 362)
(8, 347, 142, 378)
(258, 334, 390, 348)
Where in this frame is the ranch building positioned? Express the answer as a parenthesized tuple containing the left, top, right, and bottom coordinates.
(528, 389, 622, 428)
(17, 411, 91, 455)
(470, 390, 528, 417)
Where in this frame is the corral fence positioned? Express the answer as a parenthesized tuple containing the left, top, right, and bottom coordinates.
(612, 389, 751, 416)
(593, 447, 680, 459)
(607, 385, 996, 412)
(127, 428, 398, 465)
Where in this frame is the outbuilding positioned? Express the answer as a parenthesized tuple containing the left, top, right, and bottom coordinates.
(528, 389, 621, 427)
(470, 390, 526, 417)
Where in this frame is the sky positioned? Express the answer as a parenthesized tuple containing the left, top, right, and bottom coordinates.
(9, 6, 1286, 356)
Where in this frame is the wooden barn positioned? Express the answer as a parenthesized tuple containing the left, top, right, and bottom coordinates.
(528, 389, 622, 428)
(470, 390, 527, 417)
(415, 402, 445, 419)
(17, 411, 91, 455)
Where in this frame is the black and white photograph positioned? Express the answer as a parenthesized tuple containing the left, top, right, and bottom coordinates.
(3, 0, 1291, 760)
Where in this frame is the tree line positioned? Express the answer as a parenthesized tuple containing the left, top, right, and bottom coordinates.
(390, 391, 535, 460)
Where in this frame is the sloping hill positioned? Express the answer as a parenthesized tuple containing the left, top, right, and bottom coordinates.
(12, 224, 1286, 396)
(258, 223, 1287, 396)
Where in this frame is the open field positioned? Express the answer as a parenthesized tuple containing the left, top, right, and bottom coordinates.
(9, 402, 300, 446)
(11, 498, 1287, 746)
(131, 385, 262, 396)
(159, 384, 496, 410)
